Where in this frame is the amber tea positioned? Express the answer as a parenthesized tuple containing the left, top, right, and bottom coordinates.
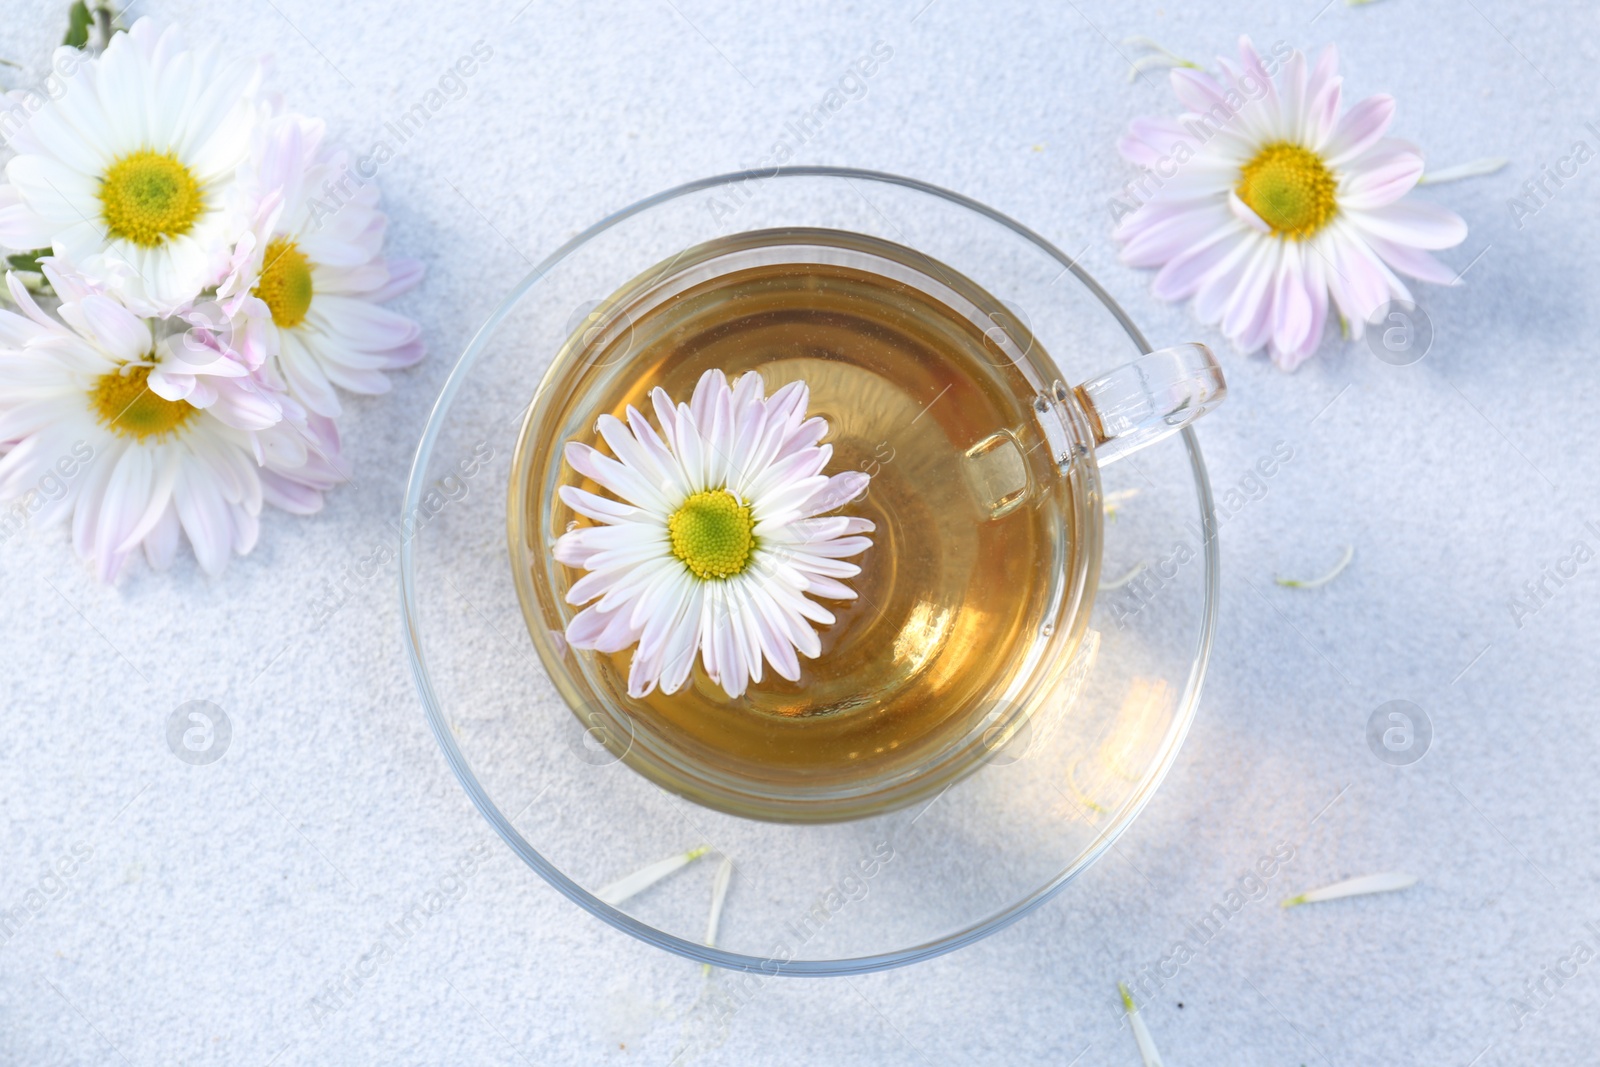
(510, 230, 1102, 820)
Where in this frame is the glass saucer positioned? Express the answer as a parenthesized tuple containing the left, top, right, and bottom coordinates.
(400, 168, 1219, 975)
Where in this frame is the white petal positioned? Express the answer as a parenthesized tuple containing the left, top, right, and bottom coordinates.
(688, 368, 728, 427)
(1270, 245, 1315, 358)
(624, 405, 690, 498)
(1323, 223, 1410, 325)
(566, 601, 640, 653)
(1346, 200, 1469, 251)
(650, 387, 679, 451)
(71, 437, 124, 566)
(1282, 872, 1416, 907)
(794, 470, 870, 518)
(597, 413, 679, 500)
(565, 441, 673, 513)
(1338, 142, 1425, 210)
(1119, 203, 1232, 268)
(745, 446, 830, 511)
(1169, 66, 1233, 122)
(704, 855, 734, 951)
(1119, 983, 1165, 1067)
(730, 369, 765, 407)
(746, 585, 802, 680)
(1321, 94, 1396, 166)
(710, 588, 750, 698)
(670, 406, 712, 494)
(1221, 238, 1279, 349)
(658, 582, 705, 694)
(1362, 234, 1461, 286)
(596, 846, 710, 906)
(629, 570, 691, 698)
(172, 460, 234, 576)
(143, 502, 180, 570)
(1227, 190, 1272, 234)
(558, 484, 648, 524)
(65, 296, 153, 362)
(1152, 228, 1246, 303)
(1193, 235, 1263, 326)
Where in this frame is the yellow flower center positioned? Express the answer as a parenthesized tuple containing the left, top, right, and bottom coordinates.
(1236, 142, 1338, 240)
(91, 363, 198, 440)
(668, 489, 755, 580)
(98, 150, 205, 247)
(253, 238, 314, 328)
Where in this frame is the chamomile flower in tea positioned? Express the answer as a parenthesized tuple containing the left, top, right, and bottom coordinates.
(555, 369, 874, 700)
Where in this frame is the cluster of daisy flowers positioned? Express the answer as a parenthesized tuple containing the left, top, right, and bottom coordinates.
(1112, 37, 1470, 371)
(0, 17, 422, 579)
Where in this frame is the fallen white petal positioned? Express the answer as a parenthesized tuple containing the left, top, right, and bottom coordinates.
(1100, 562, 1147, 591)
(1120, 36, 1198, 65)
(701, 855, 735, 975)
(1419, 157, 1508, 185)
(1119, 37, 1198, 83)
(1103, 488, 1140, 522)
(1119, 983, 1165, 1067)
(1276, 544, 1354, 589)
(1127, 53, 1198, 82)
(704, 857, 734, 946)
(1282, 871, 1417, 908)
(596, 845, 710, 906)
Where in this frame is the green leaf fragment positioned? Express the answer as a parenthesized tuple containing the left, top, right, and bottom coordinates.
(7, 249, 50, 273)
(63, 1, 92, 48)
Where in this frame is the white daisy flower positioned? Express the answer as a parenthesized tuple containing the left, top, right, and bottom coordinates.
(216, 110, 424, 417)
(1113, 37, 1469, 370)
(0, 268, 337, 580)
(0, 17, 261, 315)
(554, 369, 874, 700)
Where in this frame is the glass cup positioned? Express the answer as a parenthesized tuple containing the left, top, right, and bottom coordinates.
(402, 168, 1225, 973)
(507, 227, 1224, 822)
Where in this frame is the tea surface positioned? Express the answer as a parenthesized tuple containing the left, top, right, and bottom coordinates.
(545, 256, 1079, 789)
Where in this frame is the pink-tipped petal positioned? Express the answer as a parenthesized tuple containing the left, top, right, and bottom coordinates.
(1348, 200, 1469, 251)
(1322, 94, 1396, 166)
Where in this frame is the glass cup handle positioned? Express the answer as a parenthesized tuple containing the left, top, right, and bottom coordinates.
(1074, 343, 1226, 465)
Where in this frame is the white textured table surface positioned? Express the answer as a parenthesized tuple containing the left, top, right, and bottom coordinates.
(3, 0, 1598, 1064)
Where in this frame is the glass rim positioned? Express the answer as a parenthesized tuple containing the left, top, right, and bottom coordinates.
(398, 165, 1221, 976)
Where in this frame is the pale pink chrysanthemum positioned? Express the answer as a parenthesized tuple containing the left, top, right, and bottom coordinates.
(0, 267, 339, 580)
(1113, 37, 1468, 370)
(216, 109, 423, 418)
(554, 369, 873, 700)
